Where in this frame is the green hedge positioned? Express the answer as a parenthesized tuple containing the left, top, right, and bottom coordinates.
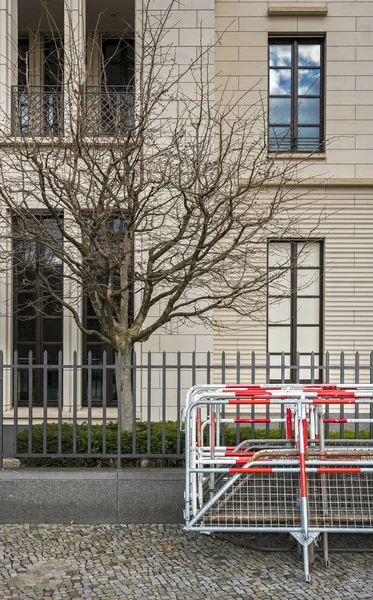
(17, 421, 185, 468)
(16, 422, 371, 467)
(17, 422, 285, 468)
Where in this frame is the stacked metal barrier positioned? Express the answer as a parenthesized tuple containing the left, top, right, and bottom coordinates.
(184, 384, 373, 581)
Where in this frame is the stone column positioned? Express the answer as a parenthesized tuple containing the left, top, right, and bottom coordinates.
(64, 0, 86, 133)
(28, 31, 43, 87)
(87, 31, 101, 87)
(0, 0, 18, 133)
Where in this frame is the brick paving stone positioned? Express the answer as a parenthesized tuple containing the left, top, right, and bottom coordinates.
(0, 526, 372, 599)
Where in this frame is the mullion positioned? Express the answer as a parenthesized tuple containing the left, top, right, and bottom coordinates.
(290, 242, 297, 379)
(292, 42, 298, 152)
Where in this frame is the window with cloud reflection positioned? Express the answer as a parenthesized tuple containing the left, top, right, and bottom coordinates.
(268, 38, 324, 153)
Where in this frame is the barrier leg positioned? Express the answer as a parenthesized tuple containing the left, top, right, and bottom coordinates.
(323, 533, 330, 568)
(318, 408, 330, 567)
(299, 400, 311, 582)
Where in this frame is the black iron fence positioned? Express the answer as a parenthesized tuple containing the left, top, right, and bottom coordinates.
(12, 86, 64, 136)
(1, 349, 373, 468)
(11, 85, 134, 137)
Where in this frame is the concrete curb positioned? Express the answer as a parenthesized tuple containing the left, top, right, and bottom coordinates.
(0, 468, 185, 524)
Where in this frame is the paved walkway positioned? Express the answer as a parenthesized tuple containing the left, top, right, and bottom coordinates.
(0, 525, 372, 599)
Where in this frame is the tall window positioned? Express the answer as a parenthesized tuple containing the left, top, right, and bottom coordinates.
(268, 38, 324, 153)
(82, 218, 133, 406)
(267, 240, 323, 382)
(13, 217, 63, 405)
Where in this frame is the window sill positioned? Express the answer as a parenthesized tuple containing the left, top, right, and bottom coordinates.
(268, 153, 326, 161)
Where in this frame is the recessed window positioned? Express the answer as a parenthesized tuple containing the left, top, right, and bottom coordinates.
(267, 240, 323, 382)
(268, 38, 324, 153)
(82, 218, 134, 407)
(13, 216, 63, 406)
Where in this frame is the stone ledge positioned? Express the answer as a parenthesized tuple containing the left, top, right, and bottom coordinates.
(268, 4, 328, 16)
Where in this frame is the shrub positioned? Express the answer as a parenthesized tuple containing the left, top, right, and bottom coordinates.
(17, 421, 186, 468)
(17, 422, 369, 467)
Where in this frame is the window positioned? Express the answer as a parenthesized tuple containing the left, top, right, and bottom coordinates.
(13, 216, 63, 405)
(268, 38, 324, 153)
(267, 240, 323, 382)
(82, 218, 134, 406)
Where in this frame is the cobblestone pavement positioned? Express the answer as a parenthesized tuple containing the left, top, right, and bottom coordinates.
(0, 525, 373, 599)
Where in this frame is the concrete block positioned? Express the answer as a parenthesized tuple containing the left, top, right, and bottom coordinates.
(0, 470, 118, 524)
(118, 469, 184, 524)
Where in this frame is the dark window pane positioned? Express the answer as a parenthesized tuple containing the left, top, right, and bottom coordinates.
(43, 345, 62, 365)
(298, 69, 320, 96)
(269, 97, 291, 124)
(16, 293, 36, 316)
(18, 38, 29, 86)
(269, 126, 291, 151)
(298, 44, 321, 67)
(47, 370, 60, 402)
(43, 318, 63, 343)
(270, 69, 292, 95)
(298, 98, 320, 124)
(86, 298, 97, 317)
(17, 370, 36, 404)
(86, 345, 106, 364)
(17, 318, 36, 342)
(44, 295, 63, 316)
(269, 45, 292, 67)
(16, 345, 36, 361)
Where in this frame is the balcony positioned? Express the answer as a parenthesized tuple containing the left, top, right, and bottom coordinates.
(11, 85, 134, 137)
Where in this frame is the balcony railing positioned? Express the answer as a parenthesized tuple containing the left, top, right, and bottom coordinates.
(12, 86, 63, 137)
(84, 86, 134, 136)
(11, 85, 134, 137)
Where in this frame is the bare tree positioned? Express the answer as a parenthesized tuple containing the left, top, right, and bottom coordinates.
(0, 0, 318, 428)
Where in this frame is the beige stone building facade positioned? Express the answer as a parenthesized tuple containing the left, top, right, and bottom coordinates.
(0, 0, 372, 421)
(213, 0, 373, 382)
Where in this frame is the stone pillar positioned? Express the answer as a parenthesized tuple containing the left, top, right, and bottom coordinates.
(62, 214, 83, 411)
(87, 31, 101, 87)
(0, 0, 18, 133)
(64, 0, 86, 133)
(28, 31, 43, 87)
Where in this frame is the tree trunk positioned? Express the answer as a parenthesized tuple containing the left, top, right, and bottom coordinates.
(115, 343, 134, 432)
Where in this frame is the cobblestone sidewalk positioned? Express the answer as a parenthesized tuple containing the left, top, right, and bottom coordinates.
(0, 525, 373, 599)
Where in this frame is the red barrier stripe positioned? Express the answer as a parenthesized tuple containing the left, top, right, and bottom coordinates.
(286, 408, 292, 440)
(228, 400, 271, 405)
(302, 419, 308, 452)
(316, 390, 355, 397)
(323, 418, 348, 423)
(234, 418, 271, 423)
(313, 399, 356, 404)
(316, 468, 361, 473)
(229, 467, 273, 473)
(299, 453, 307, 498)
(224, 385, 263, 390)
(225, 452, 256, 457)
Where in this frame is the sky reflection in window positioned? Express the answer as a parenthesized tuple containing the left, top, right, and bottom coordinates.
(298, 44, 320, 67)
(270, 69, 291, 95)
(298, 69, 320, 95)
(269, 45, 292, 67)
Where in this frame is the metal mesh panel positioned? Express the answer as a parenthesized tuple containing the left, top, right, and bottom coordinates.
(308, 472, 373, 529)
(200, 472, 300, 529)
(84, 87, 134, 136)
(12, 87, 63, 136)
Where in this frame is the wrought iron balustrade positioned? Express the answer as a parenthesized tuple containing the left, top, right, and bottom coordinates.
(12, 86, 63, 136)
(84, 86, 134, 136)
(11, 85, 135, 137)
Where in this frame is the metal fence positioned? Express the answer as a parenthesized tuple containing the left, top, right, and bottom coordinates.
(1, 349, 373, 468)
(12, 86, 64, 136)
(11, 85, 134, 137)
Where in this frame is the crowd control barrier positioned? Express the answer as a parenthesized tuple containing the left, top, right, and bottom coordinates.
(184, 384, 373, 581)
